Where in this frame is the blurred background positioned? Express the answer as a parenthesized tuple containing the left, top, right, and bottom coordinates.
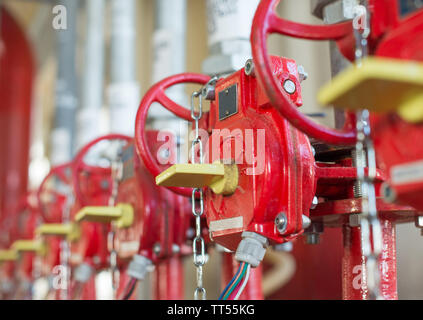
(1, 0, 423, 299)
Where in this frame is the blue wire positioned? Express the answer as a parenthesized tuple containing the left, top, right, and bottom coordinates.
(218, 262, 244, 300)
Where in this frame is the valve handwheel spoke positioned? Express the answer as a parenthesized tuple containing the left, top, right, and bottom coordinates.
(72, 134, 133, 207)
(135, 73, 210, 197)
(252, 0, 357, 145)
(37, 162, 73, 223)
(267, 10, 353, 40)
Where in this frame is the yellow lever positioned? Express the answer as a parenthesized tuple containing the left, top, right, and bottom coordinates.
(318, 57, 423, 123)
(74, 203, 134, 228)
(36, 223, 80, 242)
(11, 240, 47, 256)
(0, 249, 18, 262)
(156, 162, 238, 196)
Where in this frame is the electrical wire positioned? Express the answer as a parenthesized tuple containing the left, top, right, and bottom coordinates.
(222, 263, 248, 300)
(233, 264, 251, 300)
(227, 263, 250, 300)
(218, 262, 243, 300)
(121, 277, 138, 300)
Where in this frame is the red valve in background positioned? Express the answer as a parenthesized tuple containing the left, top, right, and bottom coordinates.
(114, 132, 192, 300)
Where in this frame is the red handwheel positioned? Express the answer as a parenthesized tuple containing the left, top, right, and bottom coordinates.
(37, 162, 73, 223)
(134, 73, 210, 197)
(251, 0, 357, 145)
(72, 134, 133, 207)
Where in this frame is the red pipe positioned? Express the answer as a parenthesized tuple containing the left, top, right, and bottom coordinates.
(0, 7, 34, 223)
(342, 218, 397, 300)
(153, 256, 184, 300)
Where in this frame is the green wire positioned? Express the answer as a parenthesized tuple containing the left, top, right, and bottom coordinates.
(223, 263, 248, 300)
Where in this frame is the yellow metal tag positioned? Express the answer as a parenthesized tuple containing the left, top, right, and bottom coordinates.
(156, 163, 225, 188)
(0, 249, 18, 262)
(74, 203, 134, 229)
(36, 223, 80, 242)
(12, 240, 47, 256)
(156, 162, 238, 196)
(318, 57, 423, 123)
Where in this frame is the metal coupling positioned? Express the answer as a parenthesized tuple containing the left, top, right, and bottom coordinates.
(74, 263, 94, 283)
(127, 254, 154, 281)
(235, 231, 268, 268)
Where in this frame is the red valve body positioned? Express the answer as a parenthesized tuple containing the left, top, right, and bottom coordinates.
(202, 56, 315, 251)
(114, 133, 191, 299)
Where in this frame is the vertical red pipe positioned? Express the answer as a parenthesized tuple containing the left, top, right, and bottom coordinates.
(379, 218, 398, 299)
(153, 256, 184, 300)
(0, 7, 34, 223)
(81, 276, 97, 300)
(221, 253, 264, 300)
(342, 218, 397, 300)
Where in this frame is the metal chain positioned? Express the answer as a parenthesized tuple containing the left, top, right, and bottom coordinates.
(189, 76, 217, 300)
(191, 90, 206, 300)
(60, 187, 73, 300)
(108, 154, 123, 299)
(353, 2, 383, 300)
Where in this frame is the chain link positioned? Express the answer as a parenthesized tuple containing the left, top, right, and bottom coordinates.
(353, 1, 383, 300)
(108, 154, 123, 299)
(60, 188, 73, 300)
(191, 90, 207, 300)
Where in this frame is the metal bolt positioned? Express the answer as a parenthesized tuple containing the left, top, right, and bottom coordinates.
(283, 79, 296, 94)
(302, 215, 311, 229)
(172, 244, 180, 254)
(415, 216, 423, 236)
(306, 233, 320, 245)
(275, 212, 287, 234)
(92, 255, 101, 265)
(186, 228, 195, 239)
(153, 243, 161, 255)
(381, 182, 396, 203)
(101, 180, 110, 190)
(349, 214, 361, 227)
(244, 59, 255, 76)
(202, 84, 216, 100)
(311, 196, 319, 210)
(304, 222, 324, 245)
(274, 242, 293, 252)
(297, 65, 308, 82)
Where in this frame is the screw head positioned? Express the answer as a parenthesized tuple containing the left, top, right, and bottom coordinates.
(275, 213, 287, 234)
(349, 214, 361, 227)
(283, 79, 296, 94)
(381, 182, 396, 203)
(311, 196, 319, 209)
(153, 243, 161, 255)
(297, 65, 308, 82)
(202, 85, 216, 100)
(244, 59, 255, 76)
(172, 244, 180, 254)
(302, 215, 311, 229)
(306, 233, 320, 245)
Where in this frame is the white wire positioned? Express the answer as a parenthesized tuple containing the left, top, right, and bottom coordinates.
(234, 264, 251, 300)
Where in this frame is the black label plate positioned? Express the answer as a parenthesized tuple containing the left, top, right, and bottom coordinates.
(218, 84, 238, 120)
